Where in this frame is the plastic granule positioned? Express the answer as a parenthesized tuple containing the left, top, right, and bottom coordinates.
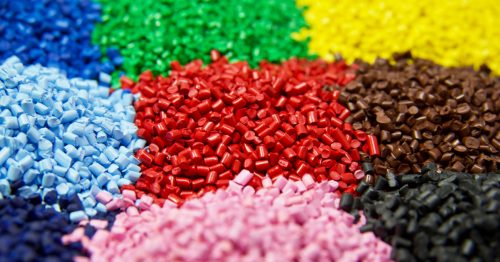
(0, 56, 144, 217)
(0, 0, 122, 80)
(92, 0, 312, 86)
(68, 171, 392, 262)
(294, 0, 500, 74)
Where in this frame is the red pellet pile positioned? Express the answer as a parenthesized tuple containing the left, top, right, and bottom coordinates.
(123, 52, 379, 205)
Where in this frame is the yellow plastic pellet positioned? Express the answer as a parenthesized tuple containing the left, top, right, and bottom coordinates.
(294, 0, 500, 74)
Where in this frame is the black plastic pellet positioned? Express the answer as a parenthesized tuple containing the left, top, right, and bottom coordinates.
(374, 176, 389, 190)
(399, 174, 422, 185)
(362, 162, 375, 174)
(355, 180, 370, 194)
(423, 194, 441, 209)
(340, 193, 354, 212)
(353, 163, 500, 262)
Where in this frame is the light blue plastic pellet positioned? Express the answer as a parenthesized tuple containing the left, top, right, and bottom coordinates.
(0, 179, 11, 195)
(96, 131, 107, 143)
(46, 117, 60, 128)
(0, 58, 144, 217)
(56, 183, 69, 195)
(66, 168, 80, 183)
(89, 162, 105, 176)
(62, 132, 78, 146)
(104, 147, 119, 161)
(41, 173, 56, 187)
(54, 149, 72, 168)
(0, 147, 12, 165)
(115, 155, 129, 170)
(97, 153, 111, 166)
(39, 159, 53, 173)
(96, 173, 110, 187)
(64, 144, 79, 159)
(23, 169, 39, 184)
(99, 72, 111, 84)
(81, 179, 91, 189)
(0, 116, 19, 129)
(7, 165, 22, 181)
(69, 210, 88, 223)
(18, 155, 34, 172)
(106, 180, 119, 194)
(84, 208, 97, 217)
(78, 167, 91, 179)
(83, 196, 97, 208)
(34, 103, 50, 115)
(21, 100, 35, 115)
(52, 165, 68, 177)
(125, 171, 141, 182)
(95, 203, 107, 213)
(61, 109, 78, 123)
(125, 164, 141, 173)
(26, 127, 41, 143)
(108, 164, 120, 176)
(117, 178, 131, 187)
(18, 114, 30, 131)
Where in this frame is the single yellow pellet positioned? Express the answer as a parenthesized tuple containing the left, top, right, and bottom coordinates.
(294, 0, 500, 74)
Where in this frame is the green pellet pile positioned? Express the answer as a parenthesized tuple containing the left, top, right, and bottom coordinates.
(93, 0, 312, 86)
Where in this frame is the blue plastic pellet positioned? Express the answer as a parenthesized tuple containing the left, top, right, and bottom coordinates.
(0, 197, 90, 260)
(0, 148, 11, 165)
(69, 210, 88, 223)
(0, 57, 144, 216)
(0, 0, 122, 80)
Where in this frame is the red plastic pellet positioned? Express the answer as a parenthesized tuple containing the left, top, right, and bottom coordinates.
(126, 53, 376, 203)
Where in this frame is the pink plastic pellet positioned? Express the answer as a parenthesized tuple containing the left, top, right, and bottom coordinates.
(69, 175, 393, 262)
(273, 175, 288, 190)
(122, 189, 137, 201)
(233, 169, 254, 186)
(302, 174, 316, 189)
(262, 176, 273, 188)
(354, 170, 365, 180)
(88, 220, 108, 230)
(95, 191, 113, 204)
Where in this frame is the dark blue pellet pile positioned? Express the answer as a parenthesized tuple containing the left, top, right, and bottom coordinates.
(0, 196, 86, 262)
(0, 0, 122, 79)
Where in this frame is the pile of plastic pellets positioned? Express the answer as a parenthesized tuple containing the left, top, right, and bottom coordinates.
(0, 0, 499, 261)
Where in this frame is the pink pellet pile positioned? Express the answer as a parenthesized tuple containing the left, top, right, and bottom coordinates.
(69, 171, 392, 262)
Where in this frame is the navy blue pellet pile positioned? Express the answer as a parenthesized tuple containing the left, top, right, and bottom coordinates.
(0, 196, 86, 262)
(350, 164, 500, 262)
(0, 0, 122, 79)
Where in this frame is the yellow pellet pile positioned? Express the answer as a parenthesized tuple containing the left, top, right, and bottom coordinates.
(294, 0, 500, 74)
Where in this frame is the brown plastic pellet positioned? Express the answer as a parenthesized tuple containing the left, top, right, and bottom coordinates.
(343, 53, 500, 175)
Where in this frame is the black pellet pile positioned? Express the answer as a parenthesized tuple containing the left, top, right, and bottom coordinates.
(347, 164, 500, 262)
(340, 53, 500, 175)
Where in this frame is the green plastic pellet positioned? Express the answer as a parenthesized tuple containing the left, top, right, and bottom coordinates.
(93, 0, 313, 86)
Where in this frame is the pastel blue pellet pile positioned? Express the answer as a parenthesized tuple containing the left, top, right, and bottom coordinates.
(0, 0, 122, 80)
(0, 56, 145, 219)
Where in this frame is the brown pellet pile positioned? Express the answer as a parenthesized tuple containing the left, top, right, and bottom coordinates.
(340, 53, 500, 175)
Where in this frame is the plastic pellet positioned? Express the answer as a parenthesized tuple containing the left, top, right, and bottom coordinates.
(0, 197, 86, 261)
(344, 55, 500, 174)
(354, 164, 500, 261)
(93, 0, 312, 86)
(70, 173, 392, 261)
(294, 0, 500, 74)
(0, 0, 121, 79)
(0, 57, 143, 216)
(128, 55, 372, 203)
